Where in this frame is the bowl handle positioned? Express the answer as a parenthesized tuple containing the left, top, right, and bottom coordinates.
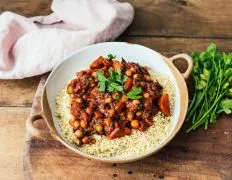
(26, 113, 54, 140)
(169, 53, 193, 79)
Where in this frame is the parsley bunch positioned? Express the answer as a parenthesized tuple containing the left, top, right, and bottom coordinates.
(186, 43, 232, 132)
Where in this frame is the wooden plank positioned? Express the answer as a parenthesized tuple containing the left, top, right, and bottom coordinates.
(1, 0, 232, 38)
(0, 107, 30, 180)
(0, 76, 41, 107)
(0, 0, 52, 16)
(120, 0, 232, 38)
(118, 37, 232, 56)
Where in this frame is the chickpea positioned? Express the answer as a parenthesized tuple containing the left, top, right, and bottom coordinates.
(105, 97, 113, 104)
(145, 75, 152, 81)
(121, 95, 128, 102)
(90, 81, 96, 87)
(82, 136, 90, 144)
(67, 85, 73, 94)
(73, 121, 80, 129)
(136, 111, 142, 117)
(74, 98, 82, 103)
(133, 99, 140, 105)
(131, 120, 139, 129)
(104, 118, 112, 127)
(143, 93, 150, 98)
(91, 138, 96, 144)
(125, 70, 133, 76)
(130, 67, 136, 73)
(80, 120, 87, 129)
(108, 109, 115, 117)
(69, 119, 75, 127)
(74, 138, 81, 146)
(92, 72, 97, 77)
(75, 129, 84, 138)
(127, 112, 134, 121)
(95, 123, 103, 133)
(133, 74, 139, 79)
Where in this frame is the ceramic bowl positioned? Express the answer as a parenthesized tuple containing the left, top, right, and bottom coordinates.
(26, 42, 193, 163)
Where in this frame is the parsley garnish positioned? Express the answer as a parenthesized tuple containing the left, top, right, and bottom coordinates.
(107, 54, 116, 61)
(127, 87, 142, 99)
(97, 68, 127, 93)
(97, 72, 107, 92)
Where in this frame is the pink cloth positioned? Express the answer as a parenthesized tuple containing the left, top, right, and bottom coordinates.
(0, 0, 134, 79)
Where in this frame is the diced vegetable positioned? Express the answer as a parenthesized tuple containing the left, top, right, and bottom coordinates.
(158, 94, 170, 116)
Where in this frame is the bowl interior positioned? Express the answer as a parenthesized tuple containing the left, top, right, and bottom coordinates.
(44, 42, 181, 162)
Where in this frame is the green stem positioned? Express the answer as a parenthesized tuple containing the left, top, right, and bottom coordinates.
(186, 91, 226, 132)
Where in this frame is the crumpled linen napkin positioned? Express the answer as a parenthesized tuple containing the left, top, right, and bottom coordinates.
(0, 0, 134, 79)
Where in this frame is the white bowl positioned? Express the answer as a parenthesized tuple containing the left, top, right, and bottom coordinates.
(27, 42, 193, 163)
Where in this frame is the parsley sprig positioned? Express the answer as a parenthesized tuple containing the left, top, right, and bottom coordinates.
(127, 87, 143, 99)
(96, 55, 143, 99)
(97, 69, 127, 92)
(107, 54, 116, 61)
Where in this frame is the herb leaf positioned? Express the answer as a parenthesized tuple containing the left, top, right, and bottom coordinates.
(107, 54, 116, 60)
(220, 99, 232, 114)
(127, 87, 142, 99)
(107, 82, 123, 92)
(97, 69, 127, 93)
(97, 72, 107, 92)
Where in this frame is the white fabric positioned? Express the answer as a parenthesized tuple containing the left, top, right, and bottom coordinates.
(0, 0, 134, 79)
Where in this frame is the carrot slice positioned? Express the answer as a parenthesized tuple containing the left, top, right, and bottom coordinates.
(124, 77, 133, 91)
(158, 94, 171, 116)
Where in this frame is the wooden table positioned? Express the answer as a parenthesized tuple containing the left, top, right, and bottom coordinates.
(0, 0, 231, 179)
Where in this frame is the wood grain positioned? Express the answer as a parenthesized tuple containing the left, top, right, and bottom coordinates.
(1, 0, 232, 38)
(120, 0, 232, 38)
(0, 76, 41, 107)
(118, 37, 232, 56)
(0, 0, 52, 16)
(0, 107, 30, 180)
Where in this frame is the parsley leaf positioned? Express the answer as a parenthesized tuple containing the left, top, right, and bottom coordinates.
(107, 82, 123, 92)
(107, 54, 116, 60)
(127, 87, 142, 99)
(97, 69, 127, 93)
(97, 72, 107, 92)
(220, 99, 232, 114)
(109, 69, 116, 82)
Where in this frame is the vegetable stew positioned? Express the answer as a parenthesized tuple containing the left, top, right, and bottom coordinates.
(67, 55, 170, 145)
